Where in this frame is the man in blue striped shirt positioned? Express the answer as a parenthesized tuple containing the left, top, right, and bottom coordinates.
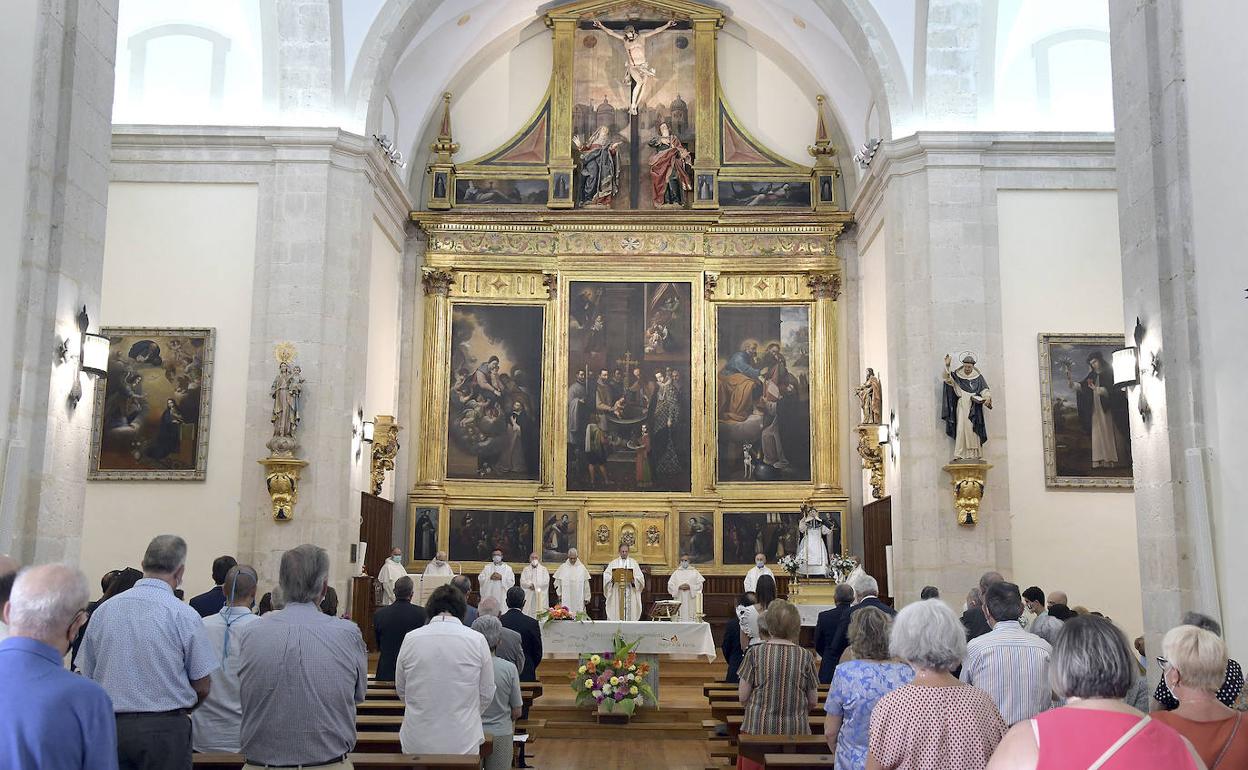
(960, 580, 1053, 725)
(0, 564, 117, 770)
(80, 535, 219, 770)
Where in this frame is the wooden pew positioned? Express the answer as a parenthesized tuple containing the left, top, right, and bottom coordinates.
(355, 733, 493, 760)
(762, 754, 836, 769)
(359, 691, 536, 715)
(737, 735, 830, 766)
(193, 754, 481, 769)
(727, 715, 826, 739)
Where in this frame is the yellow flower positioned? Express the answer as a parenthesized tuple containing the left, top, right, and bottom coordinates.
(590, 655, 601, 664)
(584, 679, 594, 688)
(609, 676, 619, 686)
(630, 686, 638, 695)
(578, 666, 587, 674)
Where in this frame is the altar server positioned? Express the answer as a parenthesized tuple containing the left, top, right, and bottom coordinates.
(519, 552, 550, 617)
(479, 549, 515, 608)
(553, 549, 591, 614)
(603, 545, 645, 621)
(743, 553, 775, 592)
(423, 551, 454, 577)
(668, 553, 706, 622)
(378, 547, 408, 606)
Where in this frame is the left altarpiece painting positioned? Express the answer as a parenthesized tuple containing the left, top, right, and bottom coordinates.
(89, 327, 215, 480)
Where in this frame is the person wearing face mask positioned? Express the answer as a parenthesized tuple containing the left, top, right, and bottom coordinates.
(424, 551, 454, 576)
(0, 564, 118, 770)
(192, 565, 260, 752)
(744, 553, 775, 593)
(80, 534, 219, 770)
(604, 545, 645, 621)
(378, 546, 409, 606)
(553, 548, 591, 614)
(668, 553, 706, 622)
(519, 552, 550, 617)
(479, 549, 515, 609)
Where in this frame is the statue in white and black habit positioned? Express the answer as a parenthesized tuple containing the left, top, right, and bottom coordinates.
(942, 354, 992, 461)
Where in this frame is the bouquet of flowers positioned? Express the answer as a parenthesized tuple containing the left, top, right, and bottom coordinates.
(570, 632, 657, 716)
(537, 605, 588, 627)
(778, 554, 805, 576)
(830, 553, 860, 582)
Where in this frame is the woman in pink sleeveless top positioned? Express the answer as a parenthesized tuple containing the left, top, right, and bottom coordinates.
(987, 616, 1203, 770)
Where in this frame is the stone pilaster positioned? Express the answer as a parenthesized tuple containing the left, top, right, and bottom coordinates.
(0, 0, 118, 562)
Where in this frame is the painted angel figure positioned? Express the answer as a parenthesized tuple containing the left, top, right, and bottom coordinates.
(592, 17, 676, 115)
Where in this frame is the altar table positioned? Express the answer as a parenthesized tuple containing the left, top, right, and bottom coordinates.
(796, 603, 834, 627)
(540, 620, 717, 662)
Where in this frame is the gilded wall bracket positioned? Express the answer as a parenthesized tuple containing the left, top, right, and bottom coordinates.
(856, 424, 885, 500)
(370, 415, 402, 497)
(943, 461, 992, 526)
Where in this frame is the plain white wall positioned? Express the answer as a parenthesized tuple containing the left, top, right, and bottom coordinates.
(997, 189, 1142, 639)
(356, 218, 402, 502)
(858, 222, 889, 500)
(82, 181, 258, 598)
(1182, 4, 1248, 655)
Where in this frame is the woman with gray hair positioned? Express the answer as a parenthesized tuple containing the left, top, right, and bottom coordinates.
(1153, 612, 1244, 711)
(825, 606, 913, 769)
(865, 599, 1006, 769)
(472, 615, 523, 770)
(985, 615, 1202, 769)
(1153, 624, 1248, 767)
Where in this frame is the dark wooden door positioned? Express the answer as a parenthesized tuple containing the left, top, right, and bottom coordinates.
(359, 492, 394, 581)
(862, 496, 893, 604)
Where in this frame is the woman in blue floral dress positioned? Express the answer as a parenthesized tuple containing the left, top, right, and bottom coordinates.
(824, 606, 913, 770)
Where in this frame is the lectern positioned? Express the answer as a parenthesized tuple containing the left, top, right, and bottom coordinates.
(612, 567, 634, 620)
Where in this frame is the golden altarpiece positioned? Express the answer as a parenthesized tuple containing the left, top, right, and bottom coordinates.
(407, 0, 853, 581)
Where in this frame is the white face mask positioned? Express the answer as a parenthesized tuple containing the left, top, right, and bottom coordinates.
(756, 561, 765, 569)
(493, 555, 503, 564)
(434, 558, 445, 566)
(530, 559, 539, 567)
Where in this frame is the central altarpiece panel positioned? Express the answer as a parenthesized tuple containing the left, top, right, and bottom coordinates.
(408, 0, 851, 578)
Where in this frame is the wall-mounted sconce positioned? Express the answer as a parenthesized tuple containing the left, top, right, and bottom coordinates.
(62, 306, 108, 408)
(1113, 317, 1160, 420)
(352, 408, 366, 460)
(362, 419, 375, 443)
(886, 409, 900, 465)
(875, 423, 890, 446)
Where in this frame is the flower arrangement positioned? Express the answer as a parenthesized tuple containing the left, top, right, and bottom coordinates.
(778, 554, 805, 576)
(537, 604, 589, 627)
(570, 632, 657, 716)
(830, 553, 860, 582)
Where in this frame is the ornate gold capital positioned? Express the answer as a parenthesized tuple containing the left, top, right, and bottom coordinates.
(703, 270, 719, 300)
(370, 415, 402, 497)
(258, 456, 309, 522)
(943, 461, 992, 526)
(543, 271, 559, 299)
(856, 425, 885, 500)
(421, 268, 454, 296)
(807, 271, 842, 300)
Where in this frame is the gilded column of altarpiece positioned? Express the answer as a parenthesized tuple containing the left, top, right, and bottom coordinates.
(407, 0, 853, 576)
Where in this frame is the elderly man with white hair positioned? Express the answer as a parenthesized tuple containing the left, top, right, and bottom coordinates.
(80, 534, 219, 770)
(824, 571, 896, 679)
(477, 595, 525, 676)
(237, 544, 367, 770)
(0, 564, 117, 769)
(424, 550, 454, 577)
(553, 548, 590, 613)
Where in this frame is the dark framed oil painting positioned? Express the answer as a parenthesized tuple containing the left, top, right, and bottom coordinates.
(716, 305, 811, 482)
(721, 510, 843, 565)
(447, 304, 544, 480)
(411, 506, 439, 561)
(679, 512, 714, 564)
(566, 281, 691, 492)
(448, 509, 534, 563)
(1038, 333, 1133, 489)
(89, 327, 215, 480)
(540, 510, 578, 562)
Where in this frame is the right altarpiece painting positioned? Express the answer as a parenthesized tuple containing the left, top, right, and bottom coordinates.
(1038, 333, 1134, 489)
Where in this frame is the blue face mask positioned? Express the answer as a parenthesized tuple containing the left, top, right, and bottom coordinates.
(756, 561, 765, 568)
(391, 555, 402, 563)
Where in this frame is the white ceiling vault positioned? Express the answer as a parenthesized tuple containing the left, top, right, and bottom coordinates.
(111, 0, 1113, 184)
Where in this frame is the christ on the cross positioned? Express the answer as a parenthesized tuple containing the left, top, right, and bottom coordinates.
(593, 17, 676, 115)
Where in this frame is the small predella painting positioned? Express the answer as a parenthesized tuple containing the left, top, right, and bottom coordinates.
(1038, 334, 1133, 489)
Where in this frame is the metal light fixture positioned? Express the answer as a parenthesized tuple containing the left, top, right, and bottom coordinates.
(64, 306, 107, 408)
(362, 419, 375, 443)
(82, 332, 110, 378)
(876, 423, 890, 445)
(1111, 346, 1139, 387)
(352, 408, 365, 459)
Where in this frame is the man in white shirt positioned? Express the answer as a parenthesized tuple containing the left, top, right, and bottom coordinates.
(192, 565, 260, 752)
(519, 552, 549, 617)
(553, 549, 591, 613)
(395, 584, 495, 755)
(743, 553, 775, 592)
(1021, 585, 1063, 646)
(424, 551, 454, 578)
(377, 547, 408, 606)
(479, 549, 515, 608)
(603, 545, 645, 621)
(667, 553, 705, 622)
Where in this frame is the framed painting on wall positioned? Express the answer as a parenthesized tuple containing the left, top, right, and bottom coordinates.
(721, 510, 843, 565)
(448, 509, 534, 563)
(539, 510, 578, 562)
(88, 327, 215, 480)
(1038, 333, 1133, 488)
(716, 305, 811, 482)
(679, 512, 714, 565)
(411, 507, 439, 561)
(447, 304, 544, 481)
(566, 281, 692, 492)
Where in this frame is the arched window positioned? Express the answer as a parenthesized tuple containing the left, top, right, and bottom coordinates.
(128, 24, 232, 112)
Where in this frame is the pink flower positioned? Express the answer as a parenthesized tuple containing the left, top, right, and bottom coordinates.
(614, 688, 627, 701)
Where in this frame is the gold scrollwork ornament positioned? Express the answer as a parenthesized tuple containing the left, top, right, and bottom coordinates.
(856, 425, 885, 500)
(943, 461, 992, 526)
(369, 415, 402, 497)
(595, 524, 611, 544)
(258, 456, 308, 522)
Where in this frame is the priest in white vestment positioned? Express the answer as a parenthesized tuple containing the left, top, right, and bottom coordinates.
(519, 552, 550, 617)
(797, 505, 831, 576)
(478, 549, 515, 608)
(667, 554, 705, 622)
(743, 554, 775, 592)
(553, 549, 591, 613)
(423, 551, 454, 578)
(603, 545, 645, 621)
(377, 547, 408, 605)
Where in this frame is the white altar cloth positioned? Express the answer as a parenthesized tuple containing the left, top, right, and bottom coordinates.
(540, 620, 717, 662)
